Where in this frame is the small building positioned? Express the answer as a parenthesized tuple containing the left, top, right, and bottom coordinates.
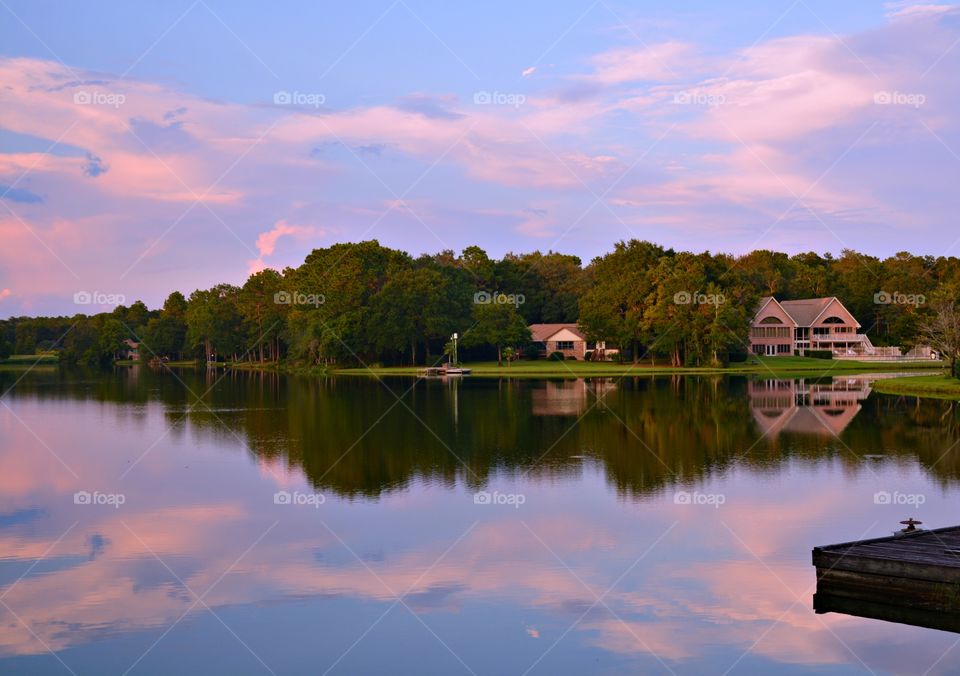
(527, 323, 616, 360)
(750, 297, 868, 357)
(122, 339, 140, 361)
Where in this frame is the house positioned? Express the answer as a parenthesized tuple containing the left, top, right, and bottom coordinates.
(527, 323, 617, 360)
(750, 297, 868, 357)
(122, 339, 140, 361)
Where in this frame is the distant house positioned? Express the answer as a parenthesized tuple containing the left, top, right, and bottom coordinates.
(123, 339, 140, 361)
(750, 297, 867, 356)
(527, 323, 617, 360)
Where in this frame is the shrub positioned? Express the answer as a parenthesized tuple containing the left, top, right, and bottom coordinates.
(728, 350, 748, 363)
(548, 351, 565, 361)
(806, 350, 833, 360)
(584, 351, 593, 361)
(566, 354, 578, 360)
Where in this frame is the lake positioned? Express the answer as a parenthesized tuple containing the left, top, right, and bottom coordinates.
(0, 366, 958, 675)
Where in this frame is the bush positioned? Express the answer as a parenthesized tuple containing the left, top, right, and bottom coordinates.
(548, 351, 565, 361)
(728, 350, 748, 363)
(566, 354, 578, 360)
(806, 350, 833, 360)
(584, 351, 593, 361)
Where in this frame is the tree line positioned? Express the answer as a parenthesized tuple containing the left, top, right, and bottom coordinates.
(2, 240, 959, 369)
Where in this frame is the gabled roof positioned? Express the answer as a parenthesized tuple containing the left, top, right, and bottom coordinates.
(755, 297, 860, 328)
(528, 323, 586, 342)
(777, 298, 836, 327)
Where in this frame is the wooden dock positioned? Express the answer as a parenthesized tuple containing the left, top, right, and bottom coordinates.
(418, 366, 473, 377)
(813, 524, 960, 632)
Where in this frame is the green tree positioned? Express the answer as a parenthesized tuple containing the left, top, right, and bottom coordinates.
(239, 269, 285, 363)
(579, 240, 671, 362)
(461, 301, 531, 366)
(185, 285, 243, 361)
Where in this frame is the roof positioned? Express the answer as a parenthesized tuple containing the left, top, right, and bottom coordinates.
(778, 298, 836, 327)
(755, 297, 857, 328)
(528, 323, 586, 342)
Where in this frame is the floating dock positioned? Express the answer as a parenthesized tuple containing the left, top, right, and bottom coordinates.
(419, 366, 472, 377)
(813, 523, 960, 632)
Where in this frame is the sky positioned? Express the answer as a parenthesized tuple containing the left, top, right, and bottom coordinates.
(1, 0, 960, 316)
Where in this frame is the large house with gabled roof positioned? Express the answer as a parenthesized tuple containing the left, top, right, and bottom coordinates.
(750, 297, 869, 357)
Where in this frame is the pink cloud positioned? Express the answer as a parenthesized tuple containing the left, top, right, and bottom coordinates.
(587, 41, 697, 85)
(248, 219, 322, 273)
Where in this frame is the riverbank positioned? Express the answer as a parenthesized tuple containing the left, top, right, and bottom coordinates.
(331, 356, 943, 378)
(870, 373, 960, 400)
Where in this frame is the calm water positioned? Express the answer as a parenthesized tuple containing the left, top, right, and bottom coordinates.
(0, 366, 958, 675)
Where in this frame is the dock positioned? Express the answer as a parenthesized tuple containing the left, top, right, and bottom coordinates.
(813, 523, 960, 632)
(419, 366, 472, 377)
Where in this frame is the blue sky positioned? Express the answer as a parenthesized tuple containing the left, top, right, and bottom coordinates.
(1, 0, 959, 315)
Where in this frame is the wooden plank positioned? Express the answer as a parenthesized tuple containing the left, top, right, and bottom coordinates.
(814, 525, 960, 554)
(816, 568, 960, 611)
(813, 550, 960, 584)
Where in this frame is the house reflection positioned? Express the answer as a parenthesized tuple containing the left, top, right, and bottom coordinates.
(748, 376, 873, 437)
(530, 379, 617, 416)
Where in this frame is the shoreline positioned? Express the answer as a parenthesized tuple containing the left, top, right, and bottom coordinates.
(6, 355, 950, 394)
(869, 374, 960, 400)
(329, 357, 943, 379)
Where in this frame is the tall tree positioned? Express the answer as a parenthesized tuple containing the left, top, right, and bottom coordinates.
(461, 301, 531, 366)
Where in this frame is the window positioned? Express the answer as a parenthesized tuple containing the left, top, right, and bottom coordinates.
(759, 316, 784, 324)
(556, 341, 574, 350)
(822, 316, 845, 324)
(752, 326, 791, 338)
(777, 344, 792, 354)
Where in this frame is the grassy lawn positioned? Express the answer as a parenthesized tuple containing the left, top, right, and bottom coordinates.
(0, 353, 58, 366)
(332, 356, 943, 378)
(114, 359, 201, 367)
(870, 373, 960, 399)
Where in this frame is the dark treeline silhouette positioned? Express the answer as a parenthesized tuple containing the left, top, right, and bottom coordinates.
(2, 240, 959, 368)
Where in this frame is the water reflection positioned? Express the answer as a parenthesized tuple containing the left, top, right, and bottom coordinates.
(0, 368, 958, 674)
(530, 379, 617, 417)
(748, 375, 874, 437)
